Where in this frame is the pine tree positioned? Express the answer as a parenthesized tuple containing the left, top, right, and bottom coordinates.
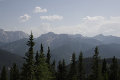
(57, 61, 62, 80)
(118, 67, 120, 80)
(21, 32, 35, 80)
(109, 56, 119, 80)
(35, 51, 39, 65)
(62, 59, 67, 80)
(10, 63, 19, 80)
(102, 59, 108, 80)
(51, 60, 56, 80)
(34, 51, 39, 80)
(78, 51, 85, 80)
(35, 44, 52, 80)
(68, 53, 77, 80)
(46, 47, 51, 65)
(90, 47, 102, 80)
(57, 59, 67, 80)
(0, 66, 8, 80)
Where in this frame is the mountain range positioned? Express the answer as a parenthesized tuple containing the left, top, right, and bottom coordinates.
(0, 49, 23, 70)
(0, 29, 28, 43)
(0, 29, 120, 64)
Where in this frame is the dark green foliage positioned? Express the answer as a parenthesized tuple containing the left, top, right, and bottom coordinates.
(57, 61, 62, 80)
(35, 43, 52, 80)
(40, 43, 43, 54)
(46, 47, 51, 65)
(68, 53, 77, 80)
(109, 56, 119, 80)
(35, 51, 39, 65)
(102, 59, 108, 80)
(78, 52, 85, 80)
(57, 59, 67, 80)
(62, 59, 67, 80)
(21, 32, 35, 80)
(90, 47, 103, 80)
(102, 59, 107, 74)
(46, 47, 57, 80)
(0, 66, 8, 80)
(51, 60, 56, 80)
(10, 63, 19, 80)
(1, 33, 120, 80)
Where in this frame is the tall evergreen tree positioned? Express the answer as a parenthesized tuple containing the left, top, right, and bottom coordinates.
(52, 60, 56, 70)
(51, 60, 56, 80)
(35, 51, 39, 65)
(118, 67, 120, 80)
(35, 44, 51, 80)
(46, 47, 51, 65)
(109, 56, 119, 80)
(68, 53, 77, 80)
(21, 32, 35, 80)
(10, 63, 19, 80)
(78, 51, 85, 80)
(90, 47, 102, 80)
(102, 59, 108, 80)
(62, 59, 67, 80)
(57, 59, 67, 80)
(34, 51, 39, 80)
(57, 61, 62, 80)
(0, 66, 8, 80)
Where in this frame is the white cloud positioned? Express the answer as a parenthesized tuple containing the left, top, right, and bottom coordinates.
(20, 14, 31, 22)
(39, 16, 120, 37)
(22, 16, 120, 37)
(23, 23, 52, 37)
(40, 15, 63, 21)
(34, 6, 47, 13)
(83, 16, 105, 21)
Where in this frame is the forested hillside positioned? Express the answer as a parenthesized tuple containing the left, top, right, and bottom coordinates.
(0, 33, 120, 80)
(1, 32, 120, 64)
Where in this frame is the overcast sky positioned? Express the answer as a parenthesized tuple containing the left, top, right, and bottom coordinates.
(0, 0, 120, 37)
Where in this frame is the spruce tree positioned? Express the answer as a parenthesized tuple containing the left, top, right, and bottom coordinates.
(51, 60, 56, 80)
(68, 53, 77, 80)
(10, 63, 19, 80)
(78, 51, 85, 80)
(21, 32, 35, 80)
(90, 47, 102, 80)
(118, 67, 120, 80)
(57, 59, 67, 80)
(46, 47, 51, 65)
(35, 51, 39, 65)
(62, 59, 67, 80)
(109, 56, 119, 80)
(34, 51, 39, 80)
(57, 61, 62, 80)
(102, 59, 108, 80)
(0, 66, 8, 80)
(35, 44, 51, 80)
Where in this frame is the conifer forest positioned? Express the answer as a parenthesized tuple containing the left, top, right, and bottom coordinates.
(0, 33, 120, 80)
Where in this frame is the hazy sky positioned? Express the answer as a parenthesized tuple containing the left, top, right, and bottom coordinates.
(0, 0, 120, 37)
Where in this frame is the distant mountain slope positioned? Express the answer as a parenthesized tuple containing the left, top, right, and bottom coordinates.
(1, 32, 120, 63)
(0, 29, 28, 43)
(84, 43, 120, 58)
(0, 42, 5, 46)
(0, 32, 102, 63)
(50, 37, 102, 63)
(94, 34, 120, 44)
(0, 38, 28, 56)
(0, 49, 23, 70)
